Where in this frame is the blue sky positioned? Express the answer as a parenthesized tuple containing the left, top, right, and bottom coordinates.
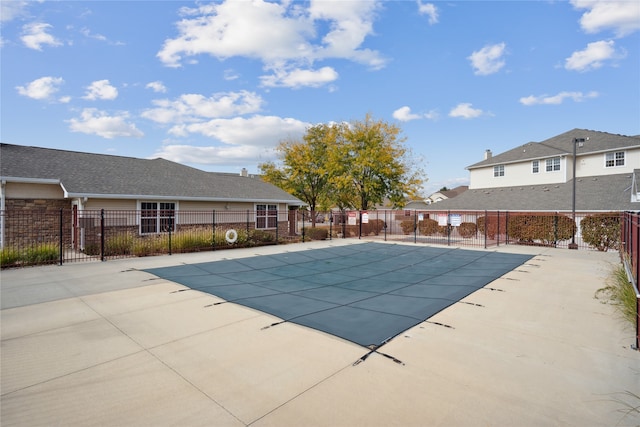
(1, 1, 639, 195)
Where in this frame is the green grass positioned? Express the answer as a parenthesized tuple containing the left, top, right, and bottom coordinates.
(595, 263, 638, 328)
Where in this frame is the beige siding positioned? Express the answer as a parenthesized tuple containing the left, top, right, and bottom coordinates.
(577, 149, 640, 177)
(84, 199, 137, 210)
(5, 182, 64, 199)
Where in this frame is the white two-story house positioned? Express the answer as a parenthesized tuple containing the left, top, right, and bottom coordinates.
(423, 129, 640, 212)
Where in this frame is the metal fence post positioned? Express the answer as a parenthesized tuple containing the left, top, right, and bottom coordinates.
(413, 210, 417, 244)
(447, 210, 451, 246)
(59, 208, 63, 266)
(302, 210, 306, 242)
(275, 209, 279, 244)
(359, 210, 362, 240)
(384, 210, 387, 241)
(484, 210, 488, 249)
(329, 212, 332, 240)
(212, 210, 216, 251)
(168, 216, 173, 255)
(100, 209, 105, 262)
(246, 209, 250, 236)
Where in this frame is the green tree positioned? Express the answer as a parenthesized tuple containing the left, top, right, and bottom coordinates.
(260, 123, 342, 225)
(330, 114, 424, 210)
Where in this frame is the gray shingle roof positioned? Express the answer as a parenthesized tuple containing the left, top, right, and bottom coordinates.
(468, 129, 640, 169)
(0, 144, 304, 205)
(420, 173, 638, 212)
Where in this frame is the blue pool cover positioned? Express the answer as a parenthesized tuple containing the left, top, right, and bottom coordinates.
(144, 243, 532, 348)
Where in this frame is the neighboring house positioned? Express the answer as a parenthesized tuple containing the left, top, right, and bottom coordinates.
(422, 129, 640, 212)
(403, 186, 468, 210)
(425, 185, 468, 204)
(0, 144, 305, 247)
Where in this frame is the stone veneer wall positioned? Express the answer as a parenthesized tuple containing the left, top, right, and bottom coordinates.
(3, 199, 72, 248)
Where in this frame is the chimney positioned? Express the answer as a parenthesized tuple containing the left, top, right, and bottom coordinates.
(484, 149, 492, 160)
(240, 168, 248, 177)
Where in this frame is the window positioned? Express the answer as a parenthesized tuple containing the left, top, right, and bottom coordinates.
(605, 151, 625, 167)
(493, 165, 504, 177)
(545, 157, 560, 172)
(256, 204, 277, 229)
(532, 160, 539, 174)
(141, 202, 175, 234)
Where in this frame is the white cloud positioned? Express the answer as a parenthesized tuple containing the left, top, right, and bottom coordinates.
(67, 108, 143, 139)
(571, 0, 640, 37)
(141, 90, 264, 124)
(417, 1, 438, 25)
(157, 0, 385, 87)
(16, 76, 64, 100)
(83, 80, 118, 100)
(564, 40, 623, 72)
(1, 0, 29, 23)
(468, 42, 506, 76)
(153, 115, 310, 166)
(168, 115, 308, 146)
(392, 106, 422, 122)
(21, 22, 62, 50)
(519, 91, 599, 106)
(449, 103, 485, 119)
(260, 66, 338, 88)
(224, 69, 240, 81)
(146, 81, 167, 93)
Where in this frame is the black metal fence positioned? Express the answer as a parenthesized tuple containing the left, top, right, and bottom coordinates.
(0, 208, 294, 268)
(0, 208, 629, 268)
(620, 211, 640, 350)
(307, 209, 621, 251)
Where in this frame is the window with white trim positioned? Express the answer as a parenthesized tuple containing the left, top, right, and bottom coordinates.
(605, 151, 625, 167)
(493, 165, 504, 177)
(532, 160, 539, 174)
(545, 157, 560, 172)
(141, 202, 175, 234)
(256, 204, 277, 229)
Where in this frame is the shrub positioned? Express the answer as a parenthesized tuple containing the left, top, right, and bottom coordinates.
(400, 219, 416, 234)
(249, 229, 275, 244)
(458, 222, 477, 238)
(1, 247, 20, 268)
(507, 214, 574, 245)
(581, 213, 620, 251)
(418, 218, 439, 236)
(304, 227, 328, 240)
(24, 243, 58, 264)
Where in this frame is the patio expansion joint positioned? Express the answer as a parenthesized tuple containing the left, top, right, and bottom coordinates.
(75, 294, 251, 425)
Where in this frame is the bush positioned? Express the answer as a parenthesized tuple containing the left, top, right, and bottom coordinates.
(249, 229, 275, 244)
(400, 219, 416, 234)
(1, 247, 20, 268)
(458, 222, 477, 238)
(507, 214, 574, 245)
(24, 243, 59, 265)
(418, 218, 439, 236)
(304, 227, 328, 240)
(581, 213, 620, 251)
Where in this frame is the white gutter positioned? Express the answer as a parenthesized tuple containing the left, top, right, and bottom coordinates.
(63, 192, 306, 206)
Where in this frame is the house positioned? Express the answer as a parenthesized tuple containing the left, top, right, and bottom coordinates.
(0, 144, 305, 248)
(422, 129, 640, 212)
(402, 186, 468, 210)
(425, 185, 468, 204)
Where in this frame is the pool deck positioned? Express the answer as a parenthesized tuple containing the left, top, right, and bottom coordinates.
(1, 240, 639, 426)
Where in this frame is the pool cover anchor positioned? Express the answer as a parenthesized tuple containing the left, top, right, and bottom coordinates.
(353, 336, 405, 366)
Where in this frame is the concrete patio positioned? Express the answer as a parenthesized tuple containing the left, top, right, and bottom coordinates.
(1, 240, 638, 426)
